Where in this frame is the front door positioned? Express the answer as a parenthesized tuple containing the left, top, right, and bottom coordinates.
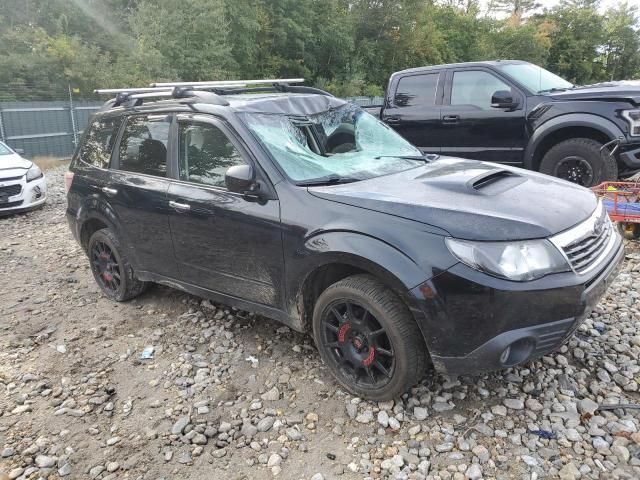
(167, 114, 284, 308)
(108, 113, 179, 278)
(439, 68, 526, 164)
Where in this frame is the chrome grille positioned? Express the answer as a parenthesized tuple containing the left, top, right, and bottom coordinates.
(550, 202, 618, 275)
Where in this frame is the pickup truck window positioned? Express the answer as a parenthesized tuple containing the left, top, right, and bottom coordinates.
(495, 63, 573, 93)
(241, 104, 422, 182)
(451, 71, 511, 110)
(395, 73, 439, 107)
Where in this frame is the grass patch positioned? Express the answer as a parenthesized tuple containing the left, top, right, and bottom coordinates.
(32, 156, 70, 170)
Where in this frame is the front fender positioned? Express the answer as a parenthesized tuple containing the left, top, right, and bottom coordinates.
(525, 113, 625, 170)
(304, 230, 447, 289)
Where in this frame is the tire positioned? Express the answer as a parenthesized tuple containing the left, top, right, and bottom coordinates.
(312, 274, 428, 401)
(539, 138, 618, 187)
(617, 222, 640, 240)
(87, 228, 148, 301)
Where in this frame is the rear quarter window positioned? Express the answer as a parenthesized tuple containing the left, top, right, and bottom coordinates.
(79, 116, 122, 169)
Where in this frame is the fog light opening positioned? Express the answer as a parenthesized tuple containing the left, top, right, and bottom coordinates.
(500, 338, 535, 367)
(33, 186, 42, 200)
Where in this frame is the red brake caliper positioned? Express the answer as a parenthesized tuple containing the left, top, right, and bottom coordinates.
(100, 253, 113, 282)
(338, 323, 350, 343)
(362, 346, 376, 366)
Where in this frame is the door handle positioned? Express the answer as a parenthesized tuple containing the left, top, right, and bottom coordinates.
(385, 115, 401, 125)
(101, 187, 118, 197)
(169, 200, 191, 212)
(442, 115, 460, 123)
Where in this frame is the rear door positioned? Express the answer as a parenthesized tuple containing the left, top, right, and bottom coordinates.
(166, 114, 284, 308)
(438, 68, 525, 163)
(107, 113, 179, 278)
(381, 71, 444, 153)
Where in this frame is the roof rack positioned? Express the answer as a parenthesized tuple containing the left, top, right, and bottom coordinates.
(150, 78, 305, 88)
(93, 78, 332, 109)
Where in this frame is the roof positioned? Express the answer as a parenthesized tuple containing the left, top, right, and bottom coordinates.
(392, 59, 529, 77)
(98, 91, 347, 118)
(225, 93, 347, 116)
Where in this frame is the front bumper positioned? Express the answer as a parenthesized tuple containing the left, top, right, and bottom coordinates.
(407, 236, 625, 376)
(618, 142, 640, 171)
(0, 174, 47, 215)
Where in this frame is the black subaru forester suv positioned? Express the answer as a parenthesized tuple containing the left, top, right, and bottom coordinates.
(66, 81, 624, 401)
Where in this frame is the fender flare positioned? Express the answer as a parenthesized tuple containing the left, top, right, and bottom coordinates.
(524, 113, 625, 170)
(299, 231, 430, 291)
(75, 198, 133, 260)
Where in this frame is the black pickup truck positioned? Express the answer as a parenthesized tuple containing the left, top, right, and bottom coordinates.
(368, 60, 640, 186)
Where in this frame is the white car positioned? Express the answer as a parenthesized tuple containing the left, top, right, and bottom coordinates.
(0, 142, 46, 215)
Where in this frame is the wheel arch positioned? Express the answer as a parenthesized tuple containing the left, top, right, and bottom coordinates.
(76, 199, 129, 256)
(525, 114, 624, 171)
(291, 231, 430, 336)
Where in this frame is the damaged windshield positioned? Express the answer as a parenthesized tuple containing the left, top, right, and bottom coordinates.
(240, 103, 423, 184)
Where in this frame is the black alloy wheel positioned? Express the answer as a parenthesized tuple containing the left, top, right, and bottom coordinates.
(312, 274, 428, 401)
(91, 240, 122, 295)
(320, 300, 395, 388)
(87, 228, 147, 301)
(554, 156, 594, 186)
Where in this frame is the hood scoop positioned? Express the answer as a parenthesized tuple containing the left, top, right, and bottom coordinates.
(468, 169, 525, 194)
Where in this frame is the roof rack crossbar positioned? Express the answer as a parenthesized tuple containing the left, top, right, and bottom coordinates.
(151, 78, 304, 88)
(95, 87, 172, 95)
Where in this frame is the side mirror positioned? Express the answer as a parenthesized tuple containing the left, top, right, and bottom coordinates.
(225, 164, 256, 194)
(491, 90, 518, 110)
(14, 148, 25, 155)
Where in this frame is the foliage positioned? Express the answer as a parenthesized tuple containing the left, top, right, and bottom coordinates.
(0, 0, 638, 100)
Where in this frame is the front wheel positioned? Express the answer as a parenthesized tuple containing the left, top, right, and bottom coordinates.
(312, 274, 428, 401)
(88, 228, 148, 301)
(539, 138, 618, 187)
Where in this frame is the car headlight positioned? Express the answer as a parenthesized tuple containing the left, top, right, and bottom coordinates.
(445, 238, 570, 281)
(622, 109, 640, 136)
(26, 164, 43, 182)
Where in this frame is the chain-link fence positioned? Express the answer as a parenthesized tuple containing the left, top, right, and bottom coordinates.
(0, 96, 385, 159)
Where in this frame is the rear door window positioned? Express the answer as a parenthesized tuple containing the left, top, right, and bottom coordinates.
(394, 73, 439, 107)
(118, 114, 170, 177)
(79, 116, 122, 168)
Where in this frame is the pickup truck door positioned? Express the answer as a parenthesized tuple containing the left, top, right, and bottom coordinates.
(381, 71, 444, 154)
(439, 67, 526, 164)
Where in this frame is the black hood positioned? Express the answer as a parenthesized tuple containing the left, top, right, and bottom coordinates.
(548, 81, 640, 105)
(308, 157, 598, 241)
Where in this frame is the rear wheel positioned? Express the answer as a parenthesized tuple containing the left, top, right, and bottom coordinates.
(312, 274, 427, 401)
(540, 138, 617, 187)
(88, 228, 147, 301)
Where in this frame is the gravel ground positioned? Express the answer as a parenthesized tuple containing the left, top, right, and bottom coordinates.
(1, 165, 640, 480)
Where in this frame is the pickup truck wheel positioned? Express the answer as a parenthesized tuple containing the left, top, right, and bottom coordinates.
(88, 228, 148, 302)
(540, 138, 617, 187)
(312, 274, 427, 401)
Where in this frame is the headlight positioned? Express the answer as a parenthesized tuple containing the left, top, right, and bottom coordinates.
(445, 238, 570, 281)
(26, 164, 43, 182)
(622, 109, 640, 136)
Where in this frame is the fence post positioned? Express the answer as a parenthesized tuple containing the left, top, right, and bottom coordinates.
(68, 84, 78, 148)
(0, 108, 5, 143)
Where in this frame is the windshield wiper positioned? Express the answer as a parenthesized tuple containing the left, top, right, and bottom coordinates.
(374, 154, 437, 162)
(296, 174, 361, 187)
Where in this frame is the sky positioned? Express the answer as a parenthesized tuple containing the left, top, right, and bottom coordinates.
(480, 0, 636, 16)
